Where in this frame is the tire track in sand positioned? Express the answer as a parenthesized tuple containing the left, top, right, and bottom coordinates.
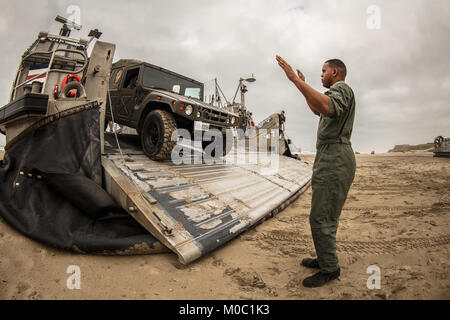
(245, 230, 450, 255)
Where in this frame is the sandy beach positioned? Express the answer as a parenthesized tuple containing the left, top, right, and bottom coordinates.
(0, 150, 449, 300)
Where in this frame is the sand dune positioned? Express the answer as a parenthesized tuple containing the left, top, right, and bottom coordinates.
(0, 151, 449, 299)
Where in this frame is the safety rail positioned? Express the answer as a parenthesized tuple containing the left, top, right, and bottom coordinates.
(12, 48, 88, 101)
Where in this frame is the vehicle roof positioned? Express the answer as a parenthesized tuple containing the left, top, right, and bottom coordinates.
(112, 59, 203, 85)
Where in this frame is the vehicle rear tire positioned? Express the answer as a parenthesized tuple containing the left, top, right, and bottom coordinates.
(141, 110, 177, 161)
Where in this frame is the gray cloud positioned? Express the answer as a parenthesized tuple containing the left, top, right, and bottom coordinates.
(1, 0, 449, 152)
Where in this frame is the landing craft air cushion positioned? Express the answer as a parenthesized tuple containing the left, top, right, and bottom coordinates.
(0, 16, 312, 264)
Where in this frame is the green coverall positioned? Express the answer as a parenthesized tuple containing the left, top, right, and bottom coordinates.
(310, 81, 356, 273)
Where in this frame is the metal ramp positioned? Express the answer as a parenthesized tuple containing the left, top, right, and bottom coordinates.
(102, 133, 312, 264)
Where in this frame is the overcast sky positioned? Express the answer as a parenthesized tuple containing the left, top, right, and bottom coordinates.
(1, 0, 449, 152)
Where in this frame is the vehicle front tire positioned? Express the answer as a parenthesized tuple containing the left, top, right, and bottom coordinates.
(141, 110, 177, 161)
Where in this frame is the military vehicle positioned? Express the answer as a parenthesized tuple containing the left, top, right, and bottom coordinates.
(106, 59, 240, 160)
(0, 16, 312, 265)
(434, 136, 450, 158)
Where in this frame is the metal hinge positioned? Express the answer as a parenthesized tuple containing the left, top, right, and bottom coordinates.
(151, 210, 173, 236)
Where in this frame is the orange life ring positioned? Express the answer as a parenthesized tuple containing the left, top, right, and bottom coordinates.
(61, 74, 81, 97)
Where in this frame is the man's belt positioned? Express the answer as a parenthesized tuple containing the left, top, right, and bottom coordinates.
(317, 137, 351, 147)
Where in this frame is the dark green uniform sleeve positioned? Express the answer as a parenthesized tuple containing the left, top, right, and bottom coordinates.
(324, 83, 353, 118)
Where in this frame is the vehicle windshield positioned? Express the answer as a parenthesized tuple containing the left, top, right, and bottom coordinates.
(143, 66, 203, 100)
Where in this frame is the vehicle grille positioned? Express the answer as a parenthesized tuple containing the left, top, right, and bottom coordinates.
(201, 107, 229, 124)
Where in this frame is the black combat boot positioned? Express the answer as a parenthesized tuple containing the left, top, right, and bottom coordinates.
(301, 258, 320, 269)
(302, 268, 340, 288)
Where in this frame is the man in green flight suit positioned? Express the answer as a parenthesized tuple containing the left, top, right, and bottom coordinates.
(276, 55, 356, 287)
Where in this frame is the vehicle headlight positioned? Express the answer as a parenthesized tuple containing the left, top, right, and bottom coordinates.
(197, 111, 201, 118)
(226, 118, 230, 124)
(185, 104, 193, 116)
(231, 117, 235, 124)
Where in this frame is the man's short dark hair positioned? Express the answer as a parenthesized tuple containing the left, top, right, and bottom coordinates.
(325, 59, 347, 78)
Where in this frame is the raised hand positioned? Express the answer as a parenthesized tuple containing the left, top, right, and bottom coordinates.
(276, 55, 298, 82)
(297, 69, 305, 82)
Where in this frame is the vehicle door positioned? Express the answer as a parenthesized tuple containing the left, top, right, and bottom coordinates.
(115, 66, 140, 125)
(108, 67, 123, 121)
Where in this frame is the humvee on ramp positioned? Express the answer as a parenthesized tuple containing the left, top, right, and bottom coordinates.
(106, 59, 240, 160)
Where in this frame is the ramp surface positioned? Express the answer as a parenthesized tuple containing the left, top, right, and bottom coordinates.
(103, 133, 312, 264)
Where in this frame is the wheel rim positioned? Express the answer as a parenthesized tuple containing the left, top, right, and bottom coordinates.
(151, 125, 160, 145)
(143, 117, 161, 155)
(141, 110, 177, 160)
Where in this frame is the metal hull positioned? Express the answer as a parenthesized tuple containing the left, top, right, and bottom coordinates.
(434, 136, 450, 158)
(434, 152, 450, 158)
